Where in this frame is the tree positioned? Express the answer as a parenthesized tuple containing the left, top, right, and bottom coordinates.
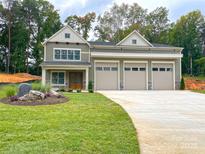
(144, 7, 170, 43)
(65, 12, 96, 40)
(169, 10, 205, 75)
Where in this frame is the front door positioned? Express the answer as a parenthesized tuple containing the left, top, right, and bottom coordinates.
(69, 72, 83, 89)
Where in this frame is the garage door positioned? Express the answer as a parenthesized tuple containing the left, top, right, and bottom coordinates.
(124, 62, 147, 90)
(152, 63, 174, 90)
(95, 62, 119, 90)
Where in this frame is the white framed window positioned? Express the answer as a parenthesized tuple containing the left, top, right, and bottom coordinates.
(111, 67, 118, 71)
(132, 39, 137, 44)
(53, 48, 81, 61)
(96, 67, 103, 71)
(104, 67, 110, 71)
(51, 72, 65, 85)
(65, 33, 70, 38)
(139, 67, 146, 71)
(167, 68, 173, 72)
(152, 68, 158, 71)
(159, 68, 166, 72)
(132, 67, 138, 71)
(125, 67, 131, 71)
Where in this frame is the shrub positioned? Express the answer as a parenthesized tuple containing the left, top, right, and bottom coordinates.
(32, 82, 42, 91)
(3, 85, 17, 97)
(77, 89, 81, 93)
(32, 82, 51, 93)
(59, 87, 65, 92)
(180, 77, 185, 90)
(88, 81, 93, 93)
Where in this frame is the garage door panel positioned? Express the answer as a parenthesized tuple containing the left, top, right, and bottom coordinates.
(152, 63, 174, 90)
(95, 62, 118, 90)
(124, 63, 147, 90)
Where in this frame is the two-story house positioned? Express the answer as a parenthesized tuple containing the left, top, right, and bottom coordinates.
(41, 25, 183, 90)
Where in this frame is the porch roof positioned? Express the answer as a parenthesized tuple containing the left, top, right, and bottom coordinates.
(41, 61, 91, 68)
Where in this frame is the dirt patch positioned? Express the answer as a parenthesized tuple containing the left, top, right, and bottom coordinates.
(185, 79, 205, 90)
(0, 96, 68, 106)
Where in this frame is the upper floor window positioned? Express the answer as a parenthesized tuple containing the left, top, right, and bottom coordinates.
(65, 33, 70, 38)
(54, 48, 81, 61)
(132, 39, 137, 44)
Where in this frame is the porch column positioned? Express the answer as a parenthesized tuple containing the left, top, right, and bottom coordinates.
(42, 68, 46, 86)
(85, 68, 89, 90)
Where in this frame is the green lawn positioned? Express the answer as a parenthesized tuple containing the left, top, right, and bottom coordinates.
(0, 93, 139, 154)
(192, 90, 205, 94)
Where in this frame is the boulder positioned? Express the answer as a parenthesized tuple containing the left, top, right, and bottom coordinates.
(50, 90, 61, 97)
(17, 83, 32, 97)
(29, 90, 45, 99)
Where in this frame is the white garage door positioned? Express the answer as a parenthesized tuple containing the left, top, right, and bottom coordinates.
(124, 62, 147, 90)
(95, 62, 119, 90)
(152, 63, 174, 90)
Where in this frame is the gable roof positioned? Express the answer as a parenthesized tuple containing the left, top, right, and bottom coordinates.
(116, 30, 153, 47)
(42, 25, 90, 46)
(88, 41, 116, 46)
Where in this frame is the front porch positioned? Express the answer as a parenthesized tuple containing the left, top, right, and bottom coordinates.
(42, 68, 89, 90)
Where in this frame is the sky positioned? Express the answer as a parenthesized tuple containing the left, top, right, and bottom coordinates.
(48, 0, 205, 22)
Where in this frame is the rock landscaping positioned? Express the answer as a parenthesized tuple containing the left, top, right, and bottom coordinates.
(0, 83, 68, 106)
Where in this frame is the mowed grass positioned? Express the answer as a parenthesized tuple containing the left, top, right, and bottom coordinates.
(0, 93, 139, 154)
(192, 90, 205, 94)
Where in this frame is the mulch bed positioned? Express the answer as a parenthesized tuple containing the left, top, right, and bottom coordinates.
(0, 96, 69, 106)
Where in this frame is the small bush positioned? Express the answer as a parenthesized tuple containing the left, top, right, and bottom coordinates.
(88, 81, 93, 93)
(32, 82, 42, 91)
(4, 85, 17, 97)
(180, 77, 185, 90)
(32, 82, 51, 93)
(77, 89, 81, 93)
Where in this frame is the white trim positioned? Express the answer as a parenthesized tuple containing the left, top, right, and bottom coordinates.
(179, 58, 182, 80)
(50, 71, 66, 86)
(53, 48, 81, 61)
(94, 60, 120, 90)
(42, 68, 46, 86)
(42, 66, 91, 69)
(91, 52, 183, 59)
(42, 25, 90, 46)
(123, 61, 148, 90)
(86, 67, 89, 90)
(151, 61, 175, 90)
(116, 30, 153, 47)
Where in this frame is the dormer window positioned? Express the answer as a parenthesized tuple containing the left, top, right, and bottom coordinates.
(132, 39, 137, 44)
(65, 33, 70, 38)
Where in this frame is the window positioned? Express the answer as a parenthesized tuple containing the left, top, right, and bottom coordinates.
(111, 67, 118, 71)
(139, 67, 146, 71)
(167, 68, 173, 72)
(96, 67, 103, 71)
(52, 72, 65, 85)
(132, 39, 137, 44)
(159, 68, 166, 72)
(125, 67, 131, 71)
(65, 33, 70, 38)
(54, 48, 81, 61)
(152, 68, 158, 71)
(104, 67, 110, 71)
(54, 49, 60, 59)
(132, 67, 138, 71)
(61, 50, 67, 60)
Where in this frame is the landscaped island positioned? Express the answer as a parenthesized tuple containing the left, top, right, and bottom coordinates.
(0, 88, 139, 153)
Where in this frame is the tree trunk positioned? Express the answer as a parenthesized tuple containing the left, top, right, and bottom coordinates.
(7, 12, 11, 73)
(190, 56, 193, 76)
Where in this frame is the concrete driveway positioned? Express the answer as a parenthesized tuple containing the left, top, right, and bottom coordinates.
(99, 91, 205, 154)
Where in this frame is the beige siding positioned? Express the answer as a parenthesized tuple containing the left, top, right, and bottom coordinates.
(49, 27, 86, 43)
(119, 32, 150, 46)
